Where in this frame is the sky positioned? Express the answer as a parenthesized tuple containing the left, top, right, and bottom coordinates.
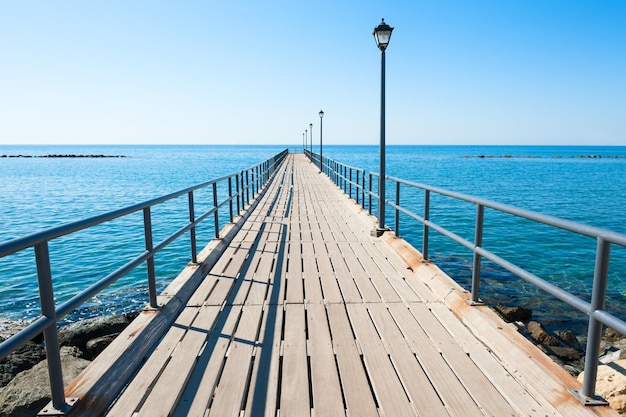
(1, 1, 625, 146)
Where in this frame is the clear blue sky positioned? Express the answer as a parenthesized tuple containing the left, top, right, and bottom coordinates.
(1, 1, 624, 146)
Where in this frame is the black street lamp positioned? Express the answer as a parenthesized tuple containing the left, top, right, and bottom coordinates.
(372, 18, 393, 237)
(309, 123, 313, 161)
(319, 110, 324, 173)
(305, 129, 308, 157)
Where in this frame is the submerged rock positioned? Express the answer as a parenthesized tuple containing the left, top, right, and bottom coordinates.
(493, 305, 532, 322)
(527, 321, 560, 346)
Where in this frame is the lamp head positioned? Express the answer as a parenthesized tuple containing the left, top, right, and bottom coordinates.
(319, 109, 324, 119)
(373, 18, 393, 51)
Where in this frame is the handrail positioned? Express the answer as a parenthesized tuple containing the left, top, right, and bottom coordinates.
(0, 149, 288, 414)
(314, 149, 626, 405)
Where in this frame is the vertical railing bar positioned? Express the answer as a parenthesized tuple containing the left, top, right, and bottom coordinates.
(236, 173, 241, 215)
(34, 241, 67, 411)
(395, 181, 400, 237)
(356, 168, 360, 205)
(188, 191, 197, 264)
(471, 204, 484, 303)
(581, 238, 611, 399)
(368, 173, 373, 215)
(361, 170, 366, 209)
(423, 189, 430, 261)
(143, 207, 158, 308)
(349, 168, 353, 199)
(246, 170, 250, 206)
(228, 177, 234, 223)
(212, 182, 219, 239)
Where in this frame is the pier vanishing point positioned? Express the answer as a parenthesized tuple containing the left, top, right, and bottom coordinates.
(3, 153, 623, 416)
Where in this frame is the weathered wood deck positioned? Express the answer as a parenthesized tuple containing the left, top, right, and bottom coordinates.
(65, 154, 618, 416)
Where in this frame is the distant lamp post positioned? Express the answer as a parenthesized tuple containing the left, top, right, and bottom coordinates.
(309, 123, 313, 161)
(319, 110, 324, 173)
(372, 18, 393, 237)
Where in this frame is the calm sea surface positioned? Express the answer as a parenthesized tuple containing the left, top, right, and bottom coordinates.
(1, 145, 625, 336)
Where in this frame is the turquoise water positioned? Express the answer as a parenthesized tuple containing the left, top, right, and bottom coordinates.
(1, 145, 625, 335)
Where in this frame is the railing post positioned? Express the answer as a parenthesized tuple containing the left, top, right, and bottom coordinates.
(35, 241, 73, 414)
(349, 168, 353, 199)
(228, 177, 234, 223)
(576, 238, 611, 404)
(236, 173, 241, 215)
(188, 191, 197, 264)
(361, 170, 366, 209)
(213, 182, 219, 239)
(395, 181, 400, 237)
(246, 170, 250, 205)
(368, 173, 373, 215)
(143, 207, 158, 308)
(423, 190, 430, 261)
(471, 204, 484, 304)
(356, 169, 360, 205)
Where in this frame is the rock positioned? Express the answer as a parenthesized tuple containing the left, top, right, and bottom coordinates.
(544, 345, 581, 362)
(600, 347, 623, 364)
(58, 314, 130, 354)
(86, 333, 120, 358)
(554, 330, 579, 346)
(0, 347, 90, 417)
(527, 321, 560, 346)
(578, 359, 626, 414)
(493, 305, 532, 323)
(605, 327, 626, 342)
(0, 342, 46, 388)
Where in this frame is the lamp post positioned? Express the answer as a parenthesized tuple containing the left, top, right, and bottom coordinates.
(372, 18, 393, 237)
(319, 110, 324, 173)
(305, 129, 308, 157)
(303, 132, 306, 154)
(309, 123, 313, 161)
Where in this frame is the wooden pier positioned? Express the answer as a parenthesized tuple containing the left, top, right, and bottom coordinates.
(64, 154, 618, 416)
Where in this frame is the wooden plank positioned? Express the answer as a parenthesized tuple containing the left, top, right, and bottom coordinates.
(325, 304, 379, 417)
(426, 302, 552, 417)
(306, 303, 346, 417)
(243, 304, 284, 417)
(300, 241, 326, 303)
(338, 246, 382, 303)
(367, 241, 422, 302)
(106, 306, 201, 416)
(325, 241, 363, 303)
(387, 303, 486, 417)
(280, 304, 311, 416)
(137, 305, 221, 417)
(172, 305, 243, 417)
(311, 242, 343, 303)
(406, 302, 518, 415)
(285, 241, 304, 303)
(341, 242, 401, 303)
(364, 303, 451, 417)
(345, 303, 417, 416)
(208, 305, 264, 417)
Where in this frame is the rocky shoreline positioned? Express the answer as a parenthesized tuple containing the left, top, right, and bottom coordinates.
(2, 306, 626, 416)
(493, 304, 626, 414)
(0, 313, 137, 417)
(1, 154, 126, 158)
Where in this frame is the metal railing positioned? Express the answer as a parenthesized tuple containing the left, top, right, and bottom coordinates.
(0, 149, 288, 414)
(314, 150, 626, 405)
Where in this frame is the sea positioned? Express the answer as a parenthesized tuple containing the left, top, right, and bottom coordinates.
(1, 144, 625, 337)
